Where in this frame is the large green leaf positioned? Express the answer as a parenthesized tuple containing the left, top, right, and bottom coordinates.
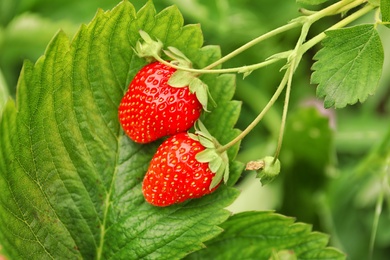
(311, 24, 384, 108)
(0, 1, 243, 259)
(185, 211, 346, 259)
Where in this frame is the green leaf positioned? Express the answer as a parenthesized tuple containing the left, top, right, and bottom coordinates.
(296, 0, 329, 5)
(185, 211, 346, 259)
(196, 149, 219, 163)
(382, 0, 390, 28)
(0, 1, 242, 259)
(311, 24, 384, 108)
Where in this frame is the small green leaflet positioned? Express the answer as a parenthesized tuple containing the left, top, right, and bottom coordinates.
(0, 1, 243, 259)
(382, 0, 390, 28)
(185, 211, 346, 259)
(296, 0, 329, 5)
(311, 24, 384, 108)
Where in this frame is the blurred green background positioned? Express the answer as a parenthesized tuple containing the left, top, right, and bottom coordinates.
(1, 0, 390, 259)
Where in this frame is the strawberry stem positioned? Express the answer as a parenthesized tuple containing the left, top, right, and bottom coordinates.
(202, 22, 300, 70)
(153, 54, 283, 75)
(273, 61, 294, 163)
(217, 71, 290, 154)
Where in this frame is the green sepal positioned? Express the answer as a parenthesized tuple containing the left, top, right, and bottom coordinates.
(209, 151, 229, 189)
(189, 77, 210, 111)
(134, 30, 163, 61)
(188, 133, 199, 141)
(209, 156, 223, 173)
(192, 120, 230, 190)
(248, 156, 281, 186)
(194, 120, 214, 139)
(197, 135, 215, 148)
(168, 70, 194, 88)
(209, 165, 224, 190)
(222, 152, 230, 184)
(168, 69, 212, 112)
(164, 46, 192, 66)
(196, 149, 219, 163)
(165, 46, 215, 111)
(167, 66, 214, 112)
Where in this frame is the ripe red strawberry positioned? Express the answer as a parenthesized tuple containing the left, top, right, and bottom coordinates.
(118, 61, 202, 143)
(142, 132, 223, 207)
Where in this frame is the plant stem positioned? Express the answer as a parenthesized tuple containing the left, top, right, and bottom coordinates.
(154, 54, 283, 75)
(273, 64, 294, 162)
(217, 72, 290, 153)
(203, 22, 301, 70)
(307, 0, 359, 23)
(337, 0, 367, 14)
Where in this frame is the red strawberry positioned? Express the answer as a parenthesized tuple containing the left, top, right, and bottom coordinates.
(118, 61, 202, 143)
(142, 131, 229, 207)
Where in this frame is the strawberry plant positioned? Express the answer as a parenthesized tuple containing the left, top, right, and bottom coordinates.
(1, 0, 390, 259)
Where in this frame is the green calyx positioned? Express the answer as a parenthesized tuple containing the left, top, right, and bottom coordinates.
(169, 71, 215, 111)
(189, 121, 230, 190)
(164, 46, 192, 68)
(134, 30, 163, 62)
(246, 156, 281, 186)
(165, 47, 216, 111)
(134, 31, 215, 112)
